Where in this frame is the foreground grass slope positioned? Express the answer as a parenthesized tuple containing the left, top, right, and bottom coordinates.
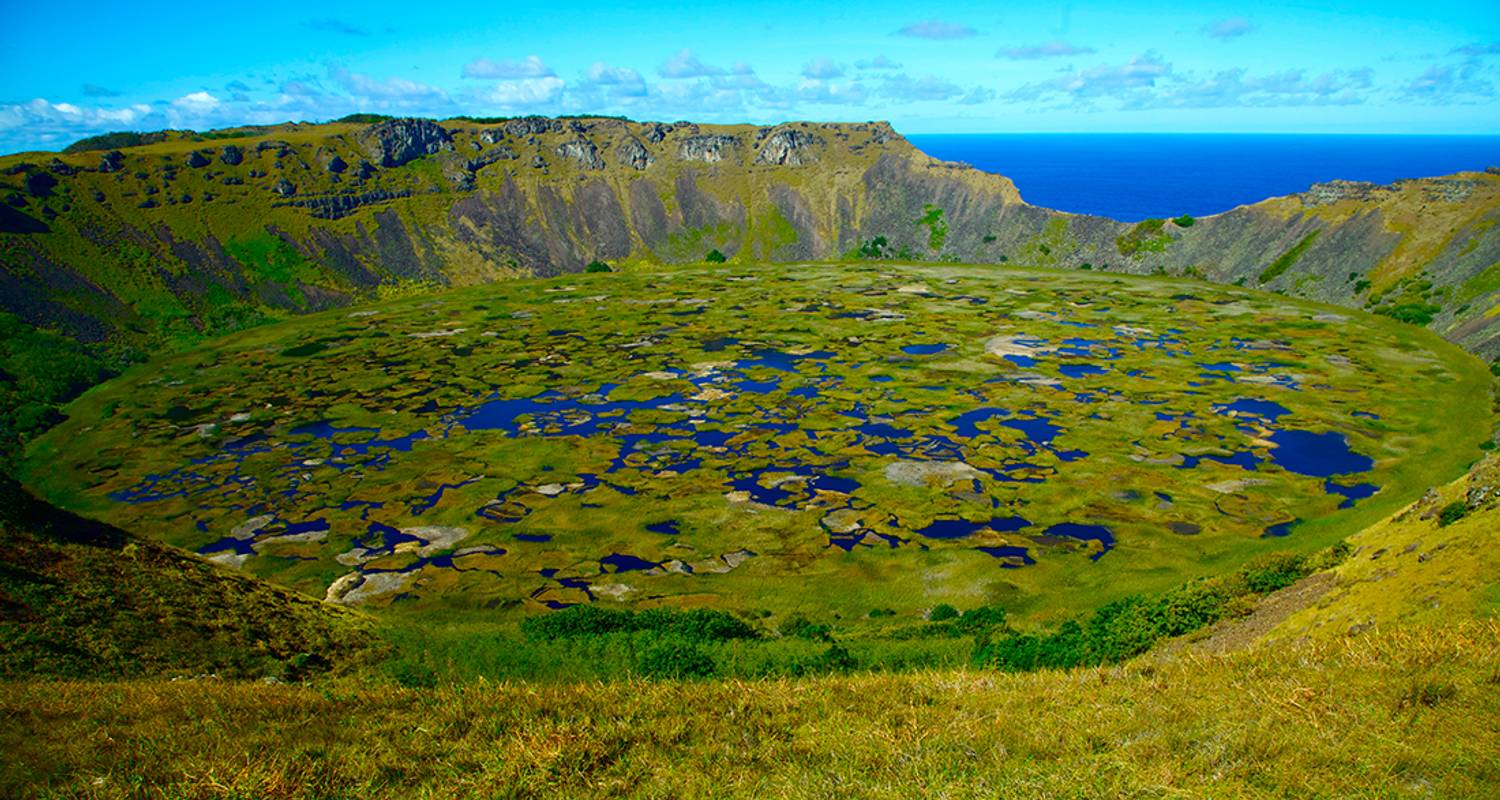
(4, 622, 1497, 798)
(5, 453, 1500, 797)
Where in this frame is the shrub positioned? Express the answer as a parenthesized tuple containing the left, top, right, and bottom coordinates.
(704, 249, 726, 263)
(522, 605, 757, 642)
(1173, 214, 1195, 227)
(928, 604, 959, 622)
(1438, 501, 1469, 527)
(1376, 303, 1441, 326)
(779, 613, 832, 641)
(1241, 552, 1308, 594)
(637, 637, 716, 679)
(585, 260, 612, 273)
(953, 605, 1008, 635)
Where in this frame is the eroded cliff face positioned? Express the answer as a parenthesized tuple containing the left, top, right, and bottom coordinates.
(1, 116, 1498, 360)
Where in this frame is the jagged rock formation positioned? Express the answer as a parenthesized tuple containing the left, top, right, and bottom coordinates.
(0, 115, 1497, 365)
(357, 118, 453, 167)
(755, 127, 821, 166)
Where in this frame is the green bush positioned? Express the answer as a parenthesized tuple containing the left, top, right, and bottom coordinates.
(1241, 552, 1308, 594)
(585, 260, 612, 273)
(521, 605, 756, 642)
(637, 637, 716, 679)
(1438, 502, 1469, 527)
(953, 605, 1008, 634)
(779, 613, 832, 641)
(704, 249, 727, 263)
(928, 604, 959, 622)
(1173, 214, 1195, 227)
(1376, 303, 1441, 326)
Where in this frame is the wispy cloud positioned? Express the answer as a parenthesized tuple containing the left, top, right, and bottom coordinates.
(855, 55, 902, 70)
(895, 20, 977, 40)
(659, 48, 726, 78)
(80, 84, 120, 98)
(881, 73, 966, 101)
(997, 41, 1095, 60)
(462, 55, 555, 80)
(1205, 17, 1255, 40)
(304, 18, 368, 37)
(801, 58, 844, 79)
(1450, 42, 1500, 57)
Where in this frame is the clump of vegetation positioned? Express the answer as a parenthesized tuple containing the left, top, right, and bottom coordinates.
(704, 249, 726, 263)
(916, 204, 948, 250)
(1173, 214, 1196, 227)
(973, 546, 1347, 671)
(520, 605, 758, 643)
(779, 613, 833, 641)
(1115, 218, 1173, 258)
(1376, 303, 1442, 326)
(0, 313, 112, 465)
(62, 130, 168, 153)
(333, 113, 395, 124)
(636, 636, 716, 679)
(585, 260, 613, 273)
(1438, 501, 1470, 527)
(1258, 231, 1320, 284)
(928, 604, 959, 622)
(849, 235, 888, 259)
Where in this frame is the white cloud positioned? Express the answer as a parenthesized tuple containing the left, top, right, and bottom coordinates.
(172, 91, 221, 113)
(796, 79, 868, 105)
(881, 73, 966, 101)
(479, 76, 566, 107)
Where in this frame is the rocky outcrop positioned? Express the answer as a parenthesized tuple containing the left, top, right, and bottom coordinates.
(273, 179, 296, 197)
(219, 145, 243, 166)
(357, 118, 453, 168)
(97, 150, 125, 173)
(555, 139, 604, 170)
(678, 135, 739, 163)
(755, 129, 821, 166)
(276, 188, 413, 219)
(466, 146, 517, 172)
(186, 150, 211, 168)
(504, 116, 562, 137)
(617, 138, 653, 170)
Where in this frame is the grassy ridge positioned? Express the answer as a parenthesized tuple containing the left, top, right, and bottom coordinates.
(4, 621, 1497, 798)
(0, 476, 382, 680)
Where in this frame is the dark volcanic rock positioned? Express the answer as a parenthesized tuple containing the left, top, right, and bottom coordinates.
(278, 188, 413, 220)
(98, 151, 125, 173)
(24, 172, 58, 198)
(354, 160, 376, 180)
(274, 179, 296, 197)
(219, 145, 244, 165)
(186, 150, 211, 168)
(358, 118, 454, 167)
(643, 123, 671, 143)
(326, 156, 348, 174)
(678, 135, 739, 163)
(45, 158, 75, 177)
(256, 140, 292, 158)
(755, 129, 822, 166)
(531, 155, 548, 169)
(555, 139, 604, 170)
(617, 138, 653, 171)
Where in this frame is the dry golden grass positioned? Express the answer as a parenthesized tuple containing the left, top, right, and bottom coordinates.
(4, 620, 1498, 799)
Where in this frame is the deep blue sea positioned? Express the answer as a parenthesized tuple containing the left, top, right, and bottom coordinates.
(907, 134, 1500, 222)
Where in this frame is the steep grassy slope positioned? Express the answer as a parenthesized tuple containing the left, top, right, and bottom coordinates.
(0, 476, 381, 679)
(3, 116, 1499, 368)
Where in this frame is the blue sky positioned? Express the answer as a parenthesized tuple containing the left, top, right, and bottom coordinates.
(1, 0, 1497, 153)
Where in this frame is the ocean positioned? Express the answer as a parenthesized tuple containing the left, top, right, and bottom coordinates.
(906, 134, 1500, 223)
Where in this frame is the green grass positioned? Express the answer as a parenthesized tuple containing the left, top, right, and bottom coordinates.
(1258, 231, 1320, 284)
